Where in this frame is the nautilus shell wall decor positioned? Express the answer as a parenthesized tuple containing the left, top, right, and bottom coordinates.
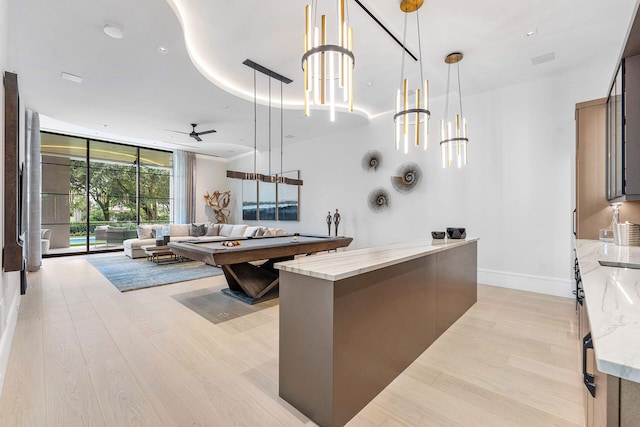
(367, 188, 390, 212)
(361, 150, 382, 172)
(391, 162, 422, 194)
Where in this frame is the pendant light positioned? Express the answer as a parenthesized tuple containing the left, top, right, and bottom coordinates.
(440, 52, 469, 168)
(227, 60, 302, 186)
(302, 0, 355, 121)
(394, 0, 430, 154)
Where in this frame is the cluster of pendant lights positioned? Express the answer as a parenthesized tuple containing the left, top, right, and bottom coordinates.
(302, 0, 470, 168)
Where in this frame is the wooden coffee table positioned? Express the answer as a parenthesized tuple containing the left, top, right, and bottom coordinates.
(143, 245, 184, 265)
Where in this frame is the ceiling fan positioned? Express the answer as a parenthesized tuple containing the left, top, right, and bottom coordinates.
(167, 123, 217, 142)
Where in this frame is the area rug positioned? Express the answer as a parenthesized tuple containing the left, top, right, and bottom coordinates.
(88, 254, 223, 292)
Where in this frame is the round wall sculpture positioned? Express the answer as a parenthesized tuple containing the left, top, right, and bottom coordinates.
(362, 150, 382, 172)
(367, 188, 390, 212)
(391, 162, 422, 194)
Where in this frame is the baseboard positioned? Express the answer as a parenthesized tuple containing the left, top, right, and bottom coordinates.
(478, 268, 573, 298)
(0, 283, 20, 396)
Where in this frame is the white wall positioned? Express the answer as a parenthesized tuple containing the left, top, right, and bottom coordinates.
(228, 59, 612, 297)
(193, 153, 230, 223)
(0, 0, 22, 395)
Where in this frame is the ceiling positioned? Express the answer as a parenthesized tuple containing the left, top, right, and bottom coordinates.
(7, 0, 638, 158)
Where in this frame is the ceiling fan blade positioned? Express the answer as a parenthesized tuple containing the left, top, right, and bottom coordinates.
(164, 129, 190, 135)
(193, 134, 203, 142)
(196, 129, 217, 136)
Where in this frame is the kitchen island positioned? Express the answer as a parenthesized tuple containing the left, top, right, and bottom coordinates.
(275, 238, 478, 427)
(576, 239, 640, 381)
(575, 239, 640, 426)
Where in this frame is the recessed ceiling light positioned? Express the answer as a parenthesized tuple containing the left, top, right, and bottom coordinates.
(525, 29, 537, 37)
(367, 82, 373, 87)
(60, 72, 83, 83)
(285, 134, 295, 139)
(222, 105, 230, 109)
(157, 46, 168, 53)
(103, 24, 124, 39)
(103, 124, 108, 128)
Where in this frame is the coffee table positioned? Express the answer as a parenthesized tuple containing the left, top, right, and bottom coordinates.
(143, 245, 184, 265)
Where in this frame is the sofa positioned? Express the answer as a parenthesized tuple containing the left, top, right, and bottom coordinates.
(123, 223, 287, 259)
(95, 225, 138, 247)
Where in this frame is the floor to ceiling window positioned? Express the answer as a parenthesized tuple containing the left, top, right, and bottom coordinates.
(40, 132, 173, 256)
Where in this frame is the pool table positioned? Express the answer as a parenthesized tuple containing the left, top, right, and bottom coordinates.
(169, 235, 353, 304)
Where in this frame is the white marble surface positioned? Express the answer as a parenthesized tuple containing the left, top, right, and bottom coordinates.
(274, 238, 478, 282)
(576, 239, 640, 383)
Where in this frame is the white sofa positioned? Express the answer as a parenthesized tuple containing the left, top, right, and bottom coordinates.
(123, 223, 286, 259)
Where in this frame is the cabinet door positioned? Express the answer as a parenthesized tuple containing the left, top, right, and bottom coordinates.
(576, 99, 609, 239)
(593, 370, 620, 427)
(607, 64, 624, 200)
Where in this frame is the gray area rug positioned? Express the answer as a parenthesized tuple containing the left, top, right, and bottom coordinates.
(88, 254, 223, 292)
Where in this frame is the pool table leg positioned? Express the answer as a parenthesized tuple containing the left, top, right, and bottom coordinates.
(220, 258, 292, 304)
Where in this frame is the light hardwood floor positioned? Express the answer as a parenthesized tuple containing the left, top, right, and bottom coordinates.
(0, 256, 583, 426)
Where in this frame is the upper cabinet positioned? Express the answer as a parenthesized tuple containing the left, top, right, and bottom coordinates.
(607, 64, 622, 200)
(607, 1, 640, 201)
(607, 55, 640, 202)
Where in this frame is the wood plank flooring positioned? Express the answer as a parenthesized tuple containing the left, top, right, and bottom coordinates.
(0, 256, 583, 426)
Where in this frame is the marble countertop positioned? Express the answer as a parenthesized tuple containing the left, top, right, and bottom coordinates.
(274, 238, 478, 281)
(576, 239, 640, 382)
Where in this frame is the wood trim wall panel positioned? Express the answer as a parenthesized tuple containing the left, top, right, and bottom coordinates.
(3, 72, 22, 272)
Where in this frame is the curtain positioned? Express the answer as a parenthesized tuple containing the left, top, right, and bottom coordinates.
(172, 150, 196, 224)
(25, 110, 41, 272)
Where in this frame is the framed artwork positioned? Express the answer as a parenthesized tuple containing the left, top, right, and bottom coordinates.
(242, 180, 257, 220)
(240, 170, 301, 221)
(277, 170, 300, 221)
(259, 181, 277, 220)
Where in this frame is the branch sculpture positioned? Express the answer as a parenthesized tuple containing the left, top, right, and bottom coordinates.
(204, 190, 231, 224)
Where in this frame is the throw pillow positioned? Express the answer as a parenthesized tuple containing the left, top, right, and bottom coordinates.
(219, 224, 234, 237)
(230, 225, 248, 237)
(206, 224, 220, 236)
(256, 227, 267, 237)
(190, 223, 206, 237)
(243, 226, 259, 237)
(170, 224, 191, 237)
(137, 225, 153, 239)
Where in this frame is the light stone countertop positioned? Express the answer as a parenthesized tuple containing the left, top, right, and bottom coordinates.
(274, 237, 478, 282)
(576, 239, 640, 383)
